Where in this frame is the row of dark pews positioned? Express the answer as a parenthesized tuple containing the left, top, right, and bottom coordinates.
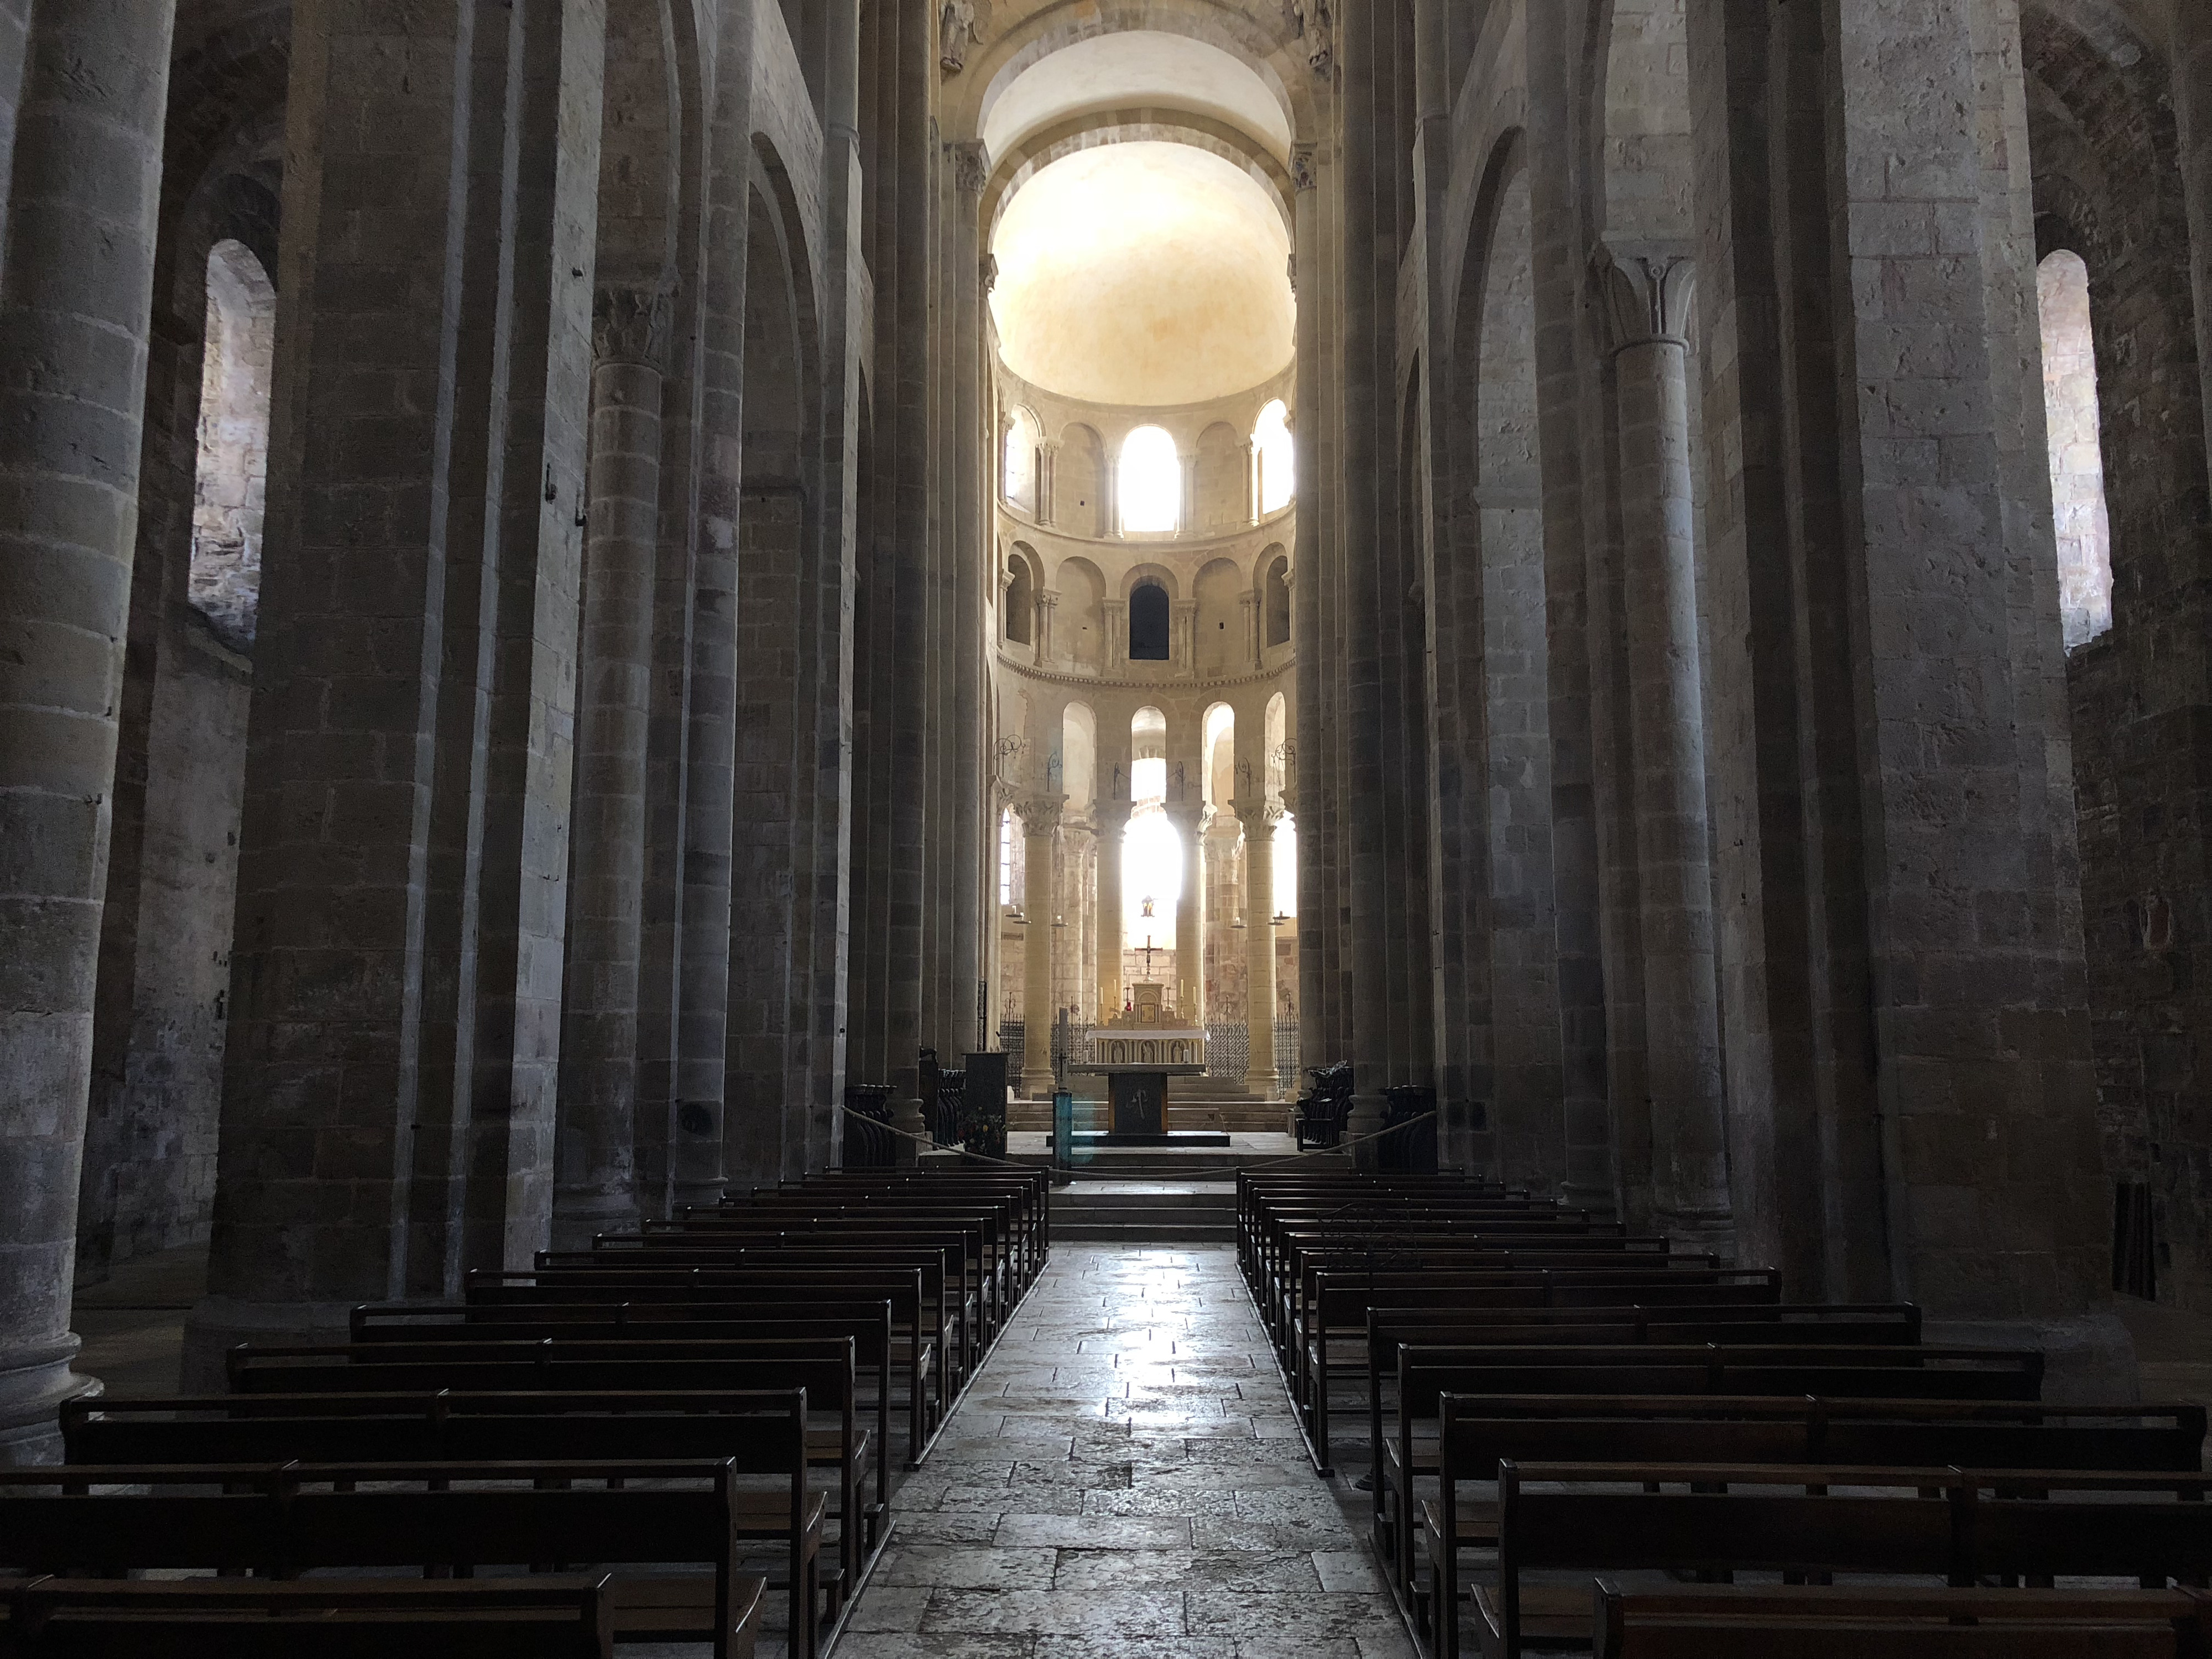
(0, 1166, 1047, 1658)
(1238, 1168, 2212, 1658)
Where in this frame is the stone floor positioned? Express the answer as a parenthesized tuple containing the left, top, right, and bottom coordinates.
(841, 1245, 1412, 1659)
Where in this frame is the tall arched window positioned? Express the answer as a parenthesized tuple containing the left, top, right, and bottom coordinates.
(1119, 425, 1181, 533)
(192, 239, 276, 651)
(2038, 249, 2113, 650)
(1004, 552, 1035, 645)
(999, 806, 1024, 909)
(1004, 406, 1041, 514)
(1254, 398, 1294, 514)
(1128, 581, 1171, 661)
(1262, 552, 1291, 648)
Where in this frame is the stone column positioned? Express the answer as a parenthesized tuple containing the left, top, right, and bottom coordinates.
(1015, 797, 1064, 1098)
(1094, 799, 1131, 1019)
(1239, 801, 1284, 1094)
(1039, 437, 1059, 526)
(950, 142, 987, 1078)
(2178, 5, 2212, 488)
(1105, 599, 1128, 663)
(1172, 599, 1198, 677)
(1167, 801, 1207, 1024)
(190, 0, 488, 1374)
(0, 0, 176, 1459)
(553, 280, 672, 1249)
(1036, 589, 1058, 664)
(1599, 249, 1731, 1243)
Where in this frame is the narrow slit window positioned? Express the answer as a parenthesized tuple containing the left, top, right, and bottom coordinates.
(2038, 249, 2114, 649)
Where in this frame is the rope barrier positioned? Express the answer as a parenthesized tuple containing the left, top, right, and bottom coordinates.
(1236, 1109, 1438, 1171)
(832, 1100, 1040, 1171)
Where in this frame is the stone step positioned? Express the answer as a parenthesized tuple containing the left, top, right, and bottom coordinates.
(1009, 1102, 1289, 1133)
(1053, 1223, 1240, 1244)
(1053, 1188, 1235, 1211)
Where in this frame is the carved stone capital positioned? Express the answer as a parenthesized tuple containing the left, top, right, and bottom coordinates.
(948, 139, 989, 196)
(1162, 795, 1206, 832)
(1595, 246, 1695, 352)
(981, 251, 999, 292)
(593, 275, 677, 370)
(1234, 796, 1286, 839)
(1014, 795, 1065, 838)
(1290, 144, 1318, 192)
(1093, 798, 1133, 837)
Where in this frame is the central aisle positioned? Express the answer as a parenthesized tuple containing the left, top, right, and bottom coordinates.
(842, 1246, 1413, 1659)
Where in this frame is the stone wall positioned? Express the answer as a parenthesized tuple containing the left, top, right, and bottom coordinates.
(77, 614, 249, 1280)
(2026, 1, 2212, 1313)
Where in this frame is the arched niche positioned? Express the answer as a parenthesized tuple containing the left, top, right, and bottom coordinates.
(1194, 556, 1244, 676)
(1197, 420, 1247, 529)
(1129, 580, 1172, 661)
(1259, 546, 1290, 649)
(1004, 544, 1039, 645)
(1057, 421, 1108, 537)
(1057, 554, 1107, 671)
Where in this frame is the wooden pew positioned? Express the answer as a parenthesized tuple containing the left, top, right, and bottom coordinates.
(464, 1265, 948, 1459)
(1472, 1462, 2212, 1659)
(534, 1244, 977, 1393)
(1298, 1300, 1921, 1477)
(0, 1575, 623, 1659)
(0, 1461, 782, 1659)
(1380, 1343, 2047, 1603)
(735, 1179, 1044, 1290)
(224, 1335, 865, 1609)
(1420, 1402, 2208, 1655)
(659, 1203, 1022, 1322)
(342, 1305, 895, 1544)
(1289, 1266, 1783, 1385)
(591, 1220, 1000, 1349)
(61, 1390, 821, 1653)
(1592, 1582, 2212, 1659)
(1295, 1269, 1786, 1408)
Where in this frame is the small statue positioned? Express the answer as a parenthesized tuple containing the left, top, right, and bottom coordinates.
(1287, 0, 1333, 74)
(940, 0, 976, 72)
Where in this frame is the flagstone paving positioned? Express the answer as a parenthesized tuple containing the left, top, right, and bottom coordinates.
(841, 1245, 1414, 1659)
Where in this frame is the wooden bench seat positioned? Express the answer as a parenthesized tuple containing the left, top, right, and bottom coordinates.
(61, 1391, 821, 1657)
(1417, 1402, 2208, 1654)
(1470, 1461, 2212, 1659)
(463, 1265, 947, 1460)
(1590, 1582, 2212, 1659)
(222, 1336, 863, 1614)
(340, 1306, 896, 1537)
(1380, 1345, 2046, 1603)
(1291, 1302, 1920, 1474)
(0, 1460, 787, 1659)
(0, 1574, 634, 1659)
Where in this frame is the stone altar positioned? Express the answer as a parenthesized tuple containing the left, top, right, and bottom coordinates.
(1091, 985, 1209, 1140)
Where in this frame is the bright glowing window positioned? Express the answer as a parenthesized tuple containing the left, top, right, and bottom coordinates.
(1004, 407, 1041, 513)
(998, 807, 1018, 907)
(1123, 810, 1184, 940)
(1273, 811, 1297, 919)
(1255, 399, 1293, 514)
(1119, 425, 1181, 533)
(2038, 250, 2113, 650)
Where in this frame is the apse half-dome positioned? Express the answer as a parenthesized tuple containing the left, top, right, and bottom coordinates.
(990, 143, 1293, 408)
